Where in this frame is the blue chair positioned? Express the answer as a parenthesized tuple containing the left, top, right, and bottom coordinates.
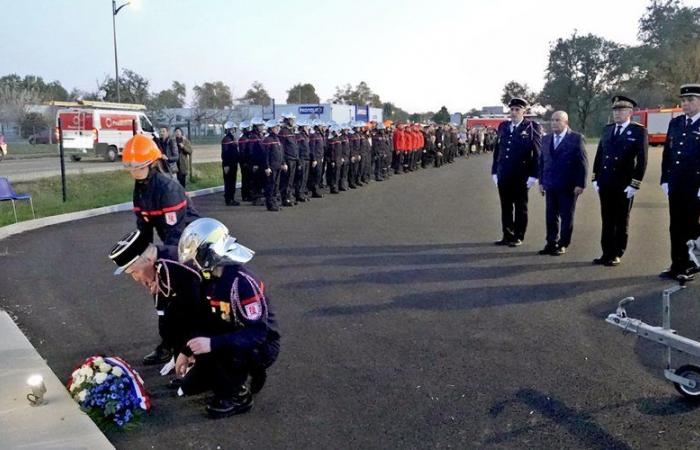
(0, 177, 35, 223)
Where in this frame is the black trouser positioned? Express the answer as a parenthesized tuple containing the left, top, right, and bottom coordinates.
(181, 340, 279, 398)
(264, 168, 282, 209)
(294, 159, 310, 200)
(349, 158, 360, 186)
(308, 160, 323, 194)
(545, 187, 579, 248)
(669, 189, 700, 272)
(497, 178, 529, 241)
(361, 153, 371, 182)
(177, 172, 187, 189)
(599, 186, 633, 259)
(280, 159, 297, 202)
(326, 160, 340, 192)
(250, 166, 265, 202)
(223, 162, 238, 203)
(374, 154, 384, 180)
(392, 151, 403, 173)
(240, 163, 252, 201)
(339, 160, 349, 189)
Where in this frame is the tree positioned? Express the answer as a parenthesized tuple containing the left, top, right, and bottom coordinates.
(99, 69, 150, 104)
(539, 32, 624, 132)
(286, 83, 320, 104)
(432, 106, 451, 124)
(465, 108, 481, 117)
(332, 82, 382, 107)
(0, 83, 40, 126)
(382, 102, 410, 122)
(193, 81, 233, 109)
(150, 81, 186, 110)
(239, 81, 271, 106)
(501, 81, 538, 106)
(0, 74, 68, 102)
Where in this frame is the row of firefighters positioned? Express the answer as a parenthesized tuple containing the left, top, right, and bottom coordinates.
(221, 115, 498, 211)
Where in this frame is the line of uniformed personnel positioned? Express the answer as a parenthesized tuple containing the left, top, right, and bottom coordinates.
(220, 115, 476, 212)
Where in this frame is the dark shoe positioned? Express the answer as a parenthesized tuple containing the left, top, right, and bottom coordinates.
(604, 257, 621, 266)
(592, 256, 607, 265)
(226, 200, 240, 206)
(494, 239, 511, 246)
(312, 193, 324, 198)
(206, 388, 253, 419)
(538, 245, 557, 255)
(282, 200, 294, 207)
(659, 268, 677, 279)
(508, 239, 523, 247)
(249, 368, 267, 394)
(339, 187, 348, 192)
(167, 378, 183, 390)
(330, 189, 339, 194)
(552, 246, 566, 255)
(348, 184, 357, 189)
(143, 346, 172, 366)
(297, 197, 308, 203)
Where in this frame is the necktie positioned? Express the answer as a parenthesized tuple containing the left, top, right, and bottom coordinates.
(554, 134, 561, 149)
(614, 125, 622, 137)
(687, 117, 693, 128)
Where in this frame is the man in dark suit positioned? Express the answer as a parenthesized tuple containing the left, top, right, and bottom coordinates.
(537, 111, 588, 255)
(659, 84, 700, 281)
(492, 97, 542, 247)
(592, 96, 648, 266)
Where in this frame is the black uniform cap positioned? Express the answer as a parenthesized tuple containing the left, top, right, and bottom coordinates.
(508, 97, 528, 109)
(109, 230, 151, 275)
(680, 84, 700, 97)
(611, 95, 637, 109)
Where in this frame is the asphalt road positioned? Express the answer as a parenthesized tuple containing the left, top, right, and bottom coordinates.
(2, 148, 700, 449)
(0, 144, 220, 182)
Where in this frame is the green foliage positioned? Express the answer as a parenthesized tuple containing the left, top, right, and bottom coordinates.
(501, 81, 538, 107)
(382, 102, 410, 122)
(149, 81, 186, 110)
(286, 83, 320, 104)
(0, 74, 68, 102)
(99, 69, 150, 104)
(238, 81, 271, 106)
(332, 82, 382, 107)
(432, 106, 451, 124)
(193, 81, 233, 109)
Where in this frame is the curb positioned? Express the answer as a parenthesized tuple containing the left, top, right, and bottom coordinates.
(0, 184, 226, 241)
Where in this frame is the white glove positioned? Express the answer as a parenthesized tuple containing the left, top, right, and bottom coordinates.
(592, 181, 599, 193)
(697, 187, 700, 199)
(160, 357, 175, 376)
(661, 183, 669, 196)
(492, 174, 498, 186)
(624, 186, 637, 199)
(526, 177, 537, 189)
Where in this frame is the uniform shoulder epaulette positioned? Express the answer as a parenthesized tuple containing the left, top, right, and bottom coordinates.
(630, 121, 644, 128)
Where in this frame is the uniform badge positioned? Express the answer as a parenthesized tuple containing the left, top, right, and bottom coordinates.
(243, 301, 262, 320)
(626, 130, 632, 135)
(220, 302, 231, 322)
(165, 211, 177, 225)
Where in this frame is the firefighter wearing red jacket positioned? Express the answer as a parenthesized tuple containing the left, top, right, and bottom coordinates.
(393, 123, 406, 174)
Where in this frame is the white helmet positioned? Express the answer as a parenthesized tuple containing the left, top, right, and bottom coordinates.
(265, 119, 280, 129)
(239, 120, 250, 129)
(250, 117, 265, 126)
(178, 218, 255, 272)
(224, 121, 236, 130)
(281, 113, 296, 120)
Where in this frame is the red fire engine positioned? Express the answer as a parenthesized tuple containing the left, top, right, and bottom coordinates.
(632, 107, 683, 146)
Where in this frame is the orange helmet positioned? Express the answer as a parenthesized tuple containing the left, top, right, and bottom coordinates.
(383, 119, 393, 128)
(122, 134, 162, 169)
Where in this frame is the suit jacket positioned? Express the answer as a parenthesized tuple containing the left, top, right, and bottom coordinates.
(538, 129, 588, 191)
(492, 119, 542, 182)
(593, 122, 647, 190)
(661, 115, 700, 194)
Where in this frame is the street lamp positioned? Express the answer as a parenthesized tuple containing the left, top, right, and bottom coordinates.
(112, 0, 140, 102)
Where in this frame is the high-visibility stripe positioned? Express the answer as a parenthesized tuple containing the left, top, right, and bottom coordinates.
(134, 200, 187, 216)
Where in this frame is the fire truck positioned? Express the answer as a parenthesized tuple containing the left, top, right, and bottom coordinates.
(52, 101, 156, 161)
(465, 116, 509, 129)
(631, 107, 683, 146)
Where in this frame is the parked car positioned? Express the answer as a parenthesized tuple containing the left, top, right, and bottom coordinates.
(28, 129, 53, 145)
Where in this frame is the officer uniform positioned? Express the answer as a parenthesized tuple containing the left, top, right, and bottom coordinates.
(295, 127, 311, 202)
(308, 125, 325, 197)
(371, 126, 386, 181)
(492, 98, 542, 245)
(339, 130, 351, 190)
(262, 126, 284, 211)
(247, 123, 266, 205)
(133, 170, 199, 246)
(326, 129, 342, 193)
(221, 129, 240, 206)
(592, 96, 648, 265)
(238, 124, 253, 202)
(660, 84, 700, 278)
(348, 130, 362, 188)
(278, 121, 299, 206)
(360, 129, 372, 184)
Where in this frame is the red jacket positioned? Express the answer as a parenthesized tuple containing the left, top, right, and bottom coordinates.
(393, 129, 405, 152)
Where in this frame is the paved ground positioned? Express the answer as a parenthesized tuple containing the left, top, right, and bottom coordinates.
(0, 144, 220, 182)
(2, 148, 700, 449)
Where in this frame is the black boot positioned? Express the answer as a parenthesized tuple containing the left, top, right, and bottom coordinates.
(143, 345, 172, 366)
(205, 386, 253, 419)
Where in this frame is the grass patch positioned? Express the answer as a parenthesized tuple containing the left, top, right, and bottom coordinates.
(5, 142, 58, 157)
(0, 162, 224, 227)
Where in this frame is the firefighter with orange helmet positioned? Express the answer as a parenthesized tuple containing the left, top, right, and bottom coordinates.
(123, 134, 199, 247)
(392, 123, 406, 174)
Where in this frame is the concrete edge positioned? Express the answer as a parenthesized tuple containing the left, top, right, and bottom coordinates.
(0, 310, 115, 449)
(0, 184, 227, 241)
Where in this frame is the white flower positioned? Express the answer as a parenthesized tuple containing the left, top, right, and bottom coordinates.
(77, 390, 87, 402)
(79, 366, 94, 378)
(92, 357, 104, 366)
(98, 363, 112, 373)
(111, 366, 123, 377)
(70, 375, 85, 390)
(94, 372, 108, 384)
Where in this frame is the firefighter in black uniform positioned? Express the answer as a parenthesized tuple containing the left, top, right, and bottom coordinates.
(326, 125, 343, 194)
(122, 134, 199, 364)
(247, 118, 267, 205)
(492, 97, 542, 247)
(348, 124, 362, 188)
(371, 123, 386, 181)
(262, 120, 285, 212)
(338, 125, 351, 191)
(592, 95, 648, 267)
(308, 120, 325, 197)
(660, 84, 700, 280)
(238, 121, 253, 202)
(221, 121, 241, 206)
(176, 218, 280, 418)
(278, 114, 299, 206)
(359, 124, 372, 184)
